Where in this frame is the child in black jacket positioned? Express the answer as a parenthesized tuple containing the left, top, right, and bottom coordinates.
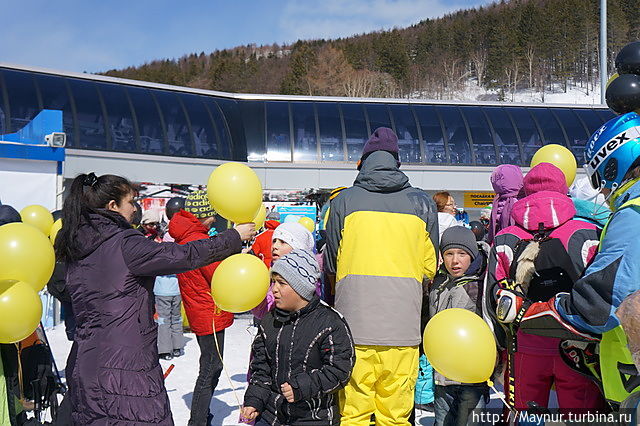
(241, 249, 355, 425)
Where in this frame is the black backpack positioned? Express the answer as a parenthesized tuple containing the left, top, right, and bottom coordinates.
(2, 331, 65, 425)
(508, 223, 578, 303)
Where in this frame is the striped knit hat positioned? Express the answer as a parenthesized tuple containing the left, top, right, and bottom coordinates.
(184, 190, 215, 218)
(271, 249, 320, 301)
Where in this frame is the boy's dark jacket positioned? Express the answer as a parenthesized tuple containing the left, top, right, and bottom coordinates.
(244, 296, 355, 425)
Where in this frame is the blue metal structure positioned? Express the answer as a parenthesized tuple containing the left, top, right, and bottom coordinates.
(0, 64, 616, 167)
(0, 109, 65, 162)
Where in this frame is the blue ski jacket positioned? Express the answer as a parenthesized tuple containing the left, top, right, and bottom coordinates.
(557, 180, 640, 334)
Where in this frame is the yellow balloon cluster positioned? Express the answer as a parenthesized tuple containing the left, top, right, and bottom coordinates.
(298, 216, 315, 233)
(20, 205, 54, 236)
(0, 208, 58, 343)
(0, 223, 55, 291)
(207, 163, 263, 223)
(0, 280, 43, 343)
(423, 308, 496, 384)
(530, 144, 577, 187)
(211, 254, 270, 313)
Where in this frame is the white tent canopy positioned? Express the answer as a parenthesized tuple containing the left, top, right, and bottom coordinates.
(0, 158, 58, 211)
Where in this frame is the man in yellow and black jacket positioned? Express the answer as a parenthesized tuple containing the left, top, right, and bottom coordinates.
(325, 127, 438, 425)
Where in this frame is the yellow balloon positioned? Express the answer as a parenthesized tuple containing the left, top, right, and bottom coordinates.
(20, 205, 54, 236)
(211, 253, 270, 313)
(0, 280, 43, 343)
(299, 216, 315, 233)
(253, 205, 267, 230)
(0, 223, 55, 291)
(424, 308, 496, 383)
(530, 144, 577, 186)
(49, 219, 62, 245)
(207, 163, 263, 223)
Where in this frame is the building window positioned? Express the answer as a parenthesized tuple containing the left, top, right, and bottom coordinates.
(438, 106, 472, 165)
(180, 93, 219, 159)
(413, 105, 446, 164)
(126, 86, 165, 155)
(460, 106, 495, 165)
(153, 91, 193, 157)
(291, 102, 317, 161)
(97, 82, 137, 153)
(3, 70, 40, 134)
(389, 104, 421, 163)
(67, 79, 108, 150)
(341, 103, 368, 162)
(316, 102, 344, 161)
(508, 108, 544, 165)
(483, 107, 522, 165)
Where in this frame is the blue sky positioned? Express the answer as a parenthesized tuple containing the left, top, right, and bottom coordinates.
(1, 0, 492, 73)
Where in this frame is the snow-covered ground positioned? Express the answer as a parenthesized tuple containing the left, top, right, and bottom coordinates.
(47, 313, 510, 425)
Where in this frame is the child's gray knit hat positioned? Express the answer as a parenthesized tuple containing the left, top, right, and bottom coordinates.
(271, 249, 320, 301)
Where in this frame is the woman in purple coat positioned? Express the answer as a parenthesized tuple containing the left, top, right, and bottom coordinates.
(55, 173, 255, 425)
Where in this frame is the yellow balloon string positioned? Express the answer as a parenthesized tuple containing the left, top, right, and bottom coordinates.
(212, 315, 244, 412)
(487, 380, 517, 414)
(15, 343, 25, 401)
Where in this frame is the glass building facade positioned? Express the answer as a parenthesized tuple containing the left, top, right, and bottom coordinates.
(0, 66, 616, 166)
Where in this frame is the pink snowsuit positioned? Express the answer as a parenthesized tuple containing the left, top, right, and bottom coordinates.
(489, 162, 607, 413)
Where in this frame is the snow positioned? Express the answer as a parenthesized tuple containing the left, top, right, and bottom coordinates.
(412, 79, 606, 105)
(46, 313, 510, 425)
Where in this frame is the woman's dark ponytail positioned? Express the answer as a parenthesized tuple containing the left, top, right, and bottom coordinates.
(55, 173, 134, 262)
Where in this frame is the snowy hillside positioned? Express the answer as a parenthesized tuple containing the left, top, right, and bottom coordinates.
(412, 79, 605, 106)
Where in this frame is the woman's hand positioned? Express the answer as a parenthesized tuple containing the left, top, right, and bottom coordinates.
(234, 223, 256, 241)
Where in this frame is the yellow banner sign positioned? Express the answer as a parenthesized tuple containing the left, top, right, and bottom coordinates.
(463, 192, 495, 209)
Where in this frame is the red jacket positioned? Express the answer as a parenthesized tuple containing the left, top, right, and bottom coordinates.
(169, 210, 235, 335)
(250, 220, 280, 267)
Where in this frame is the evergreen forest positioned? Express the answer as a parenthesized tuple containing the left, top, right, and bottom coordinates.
(103, 0, 640, 100)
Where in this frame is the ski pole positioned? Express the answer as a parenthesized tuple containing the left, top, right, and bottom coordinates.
(163, 364, 175, 379)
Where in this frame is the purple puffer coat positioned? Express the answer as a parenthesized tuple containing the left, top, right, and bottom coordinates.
(65, 211, 241, 425)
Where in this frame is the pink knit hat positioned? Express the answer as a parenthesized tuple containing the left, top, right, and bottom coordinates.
(523, 162, 568, 196)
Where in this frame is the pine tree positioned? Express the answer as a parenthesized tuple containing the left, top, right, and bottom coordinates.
(373, 31, 410, 90)
(280, 42, 316, 95)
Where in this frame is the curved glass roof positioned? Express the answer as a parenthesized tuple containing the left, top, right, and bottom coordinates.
(0, 66, 616, 166)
